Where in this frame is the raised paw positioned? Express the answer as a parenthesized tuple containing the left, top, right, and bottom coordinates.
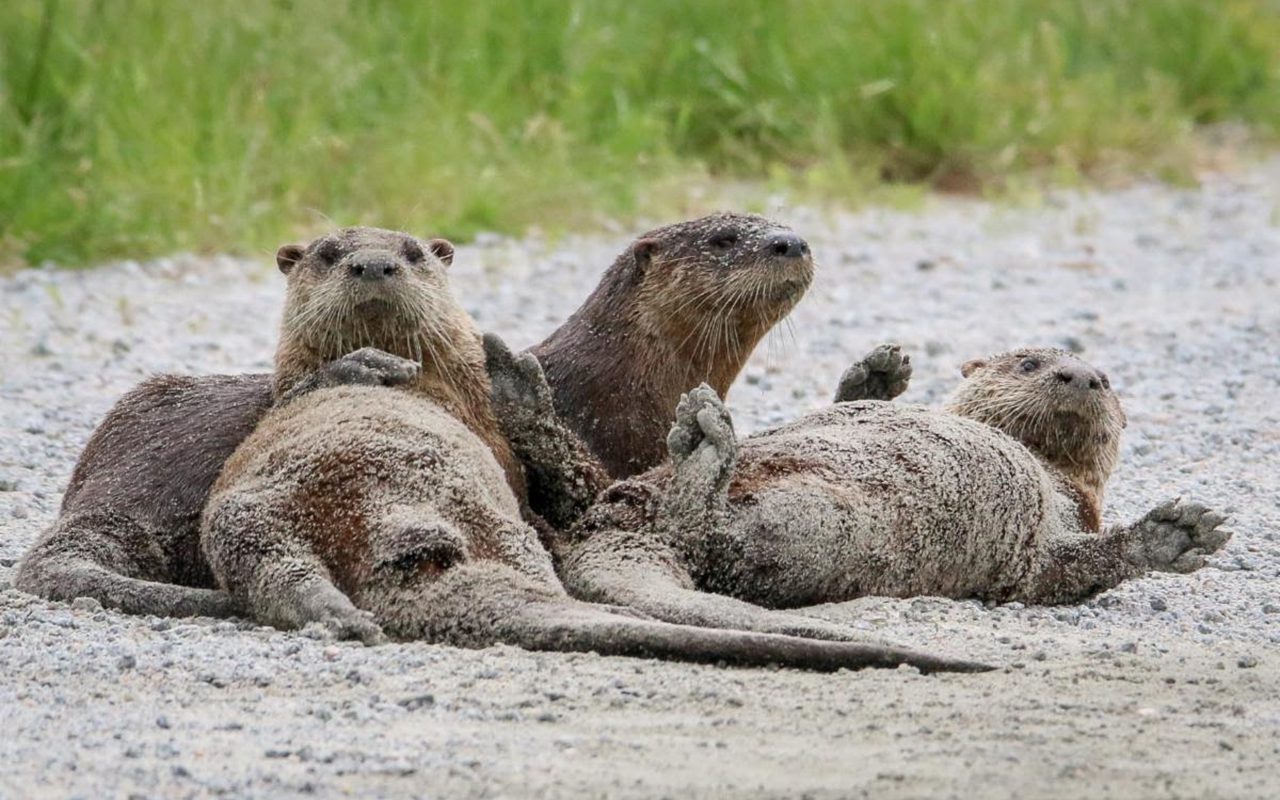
(297, 583, 387, 646)
(834, 343, 912, 403)
(483, 332, 555, 420)
(1130, 498, 1232, 573)
(328, 347, 421, 388)
(666, 384, 735, 466)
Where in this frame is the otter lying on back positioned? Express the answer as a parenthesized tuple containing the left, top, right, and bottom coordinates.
(198, 228, 986, 673)
(501, 344, 1233, 634)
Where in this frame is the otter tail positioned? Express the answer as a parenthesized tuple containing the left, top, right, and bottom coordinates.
(380, 564, 992, 674)
(500, 600, 994, 674)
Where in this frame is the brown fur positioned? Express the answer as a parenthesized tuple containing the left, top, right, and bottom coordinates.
(203, 263, 985, 672)
(553, 348, 1229, 636)
(947, 348, 1126, 533)
(532, 212, 813, 478)
(271, 226, 522, 496)
(16, 214, 810, 618)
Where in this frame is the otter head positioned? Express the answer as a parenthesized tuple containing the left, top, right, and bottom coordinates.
(630, 212, 813, 338)
(275, 227, 458, 365)
(598, 212, 813, 394)
(947, 348, 1127, 491)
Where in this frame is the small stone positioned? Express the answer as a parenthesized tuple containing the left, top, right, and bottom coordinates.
(156, 715, 171, 729)
(397, 694, 435, 711)
(1149, 597, 1168, 612)
(117, 654, 137, 671)
(1237, 656, 1259, 669)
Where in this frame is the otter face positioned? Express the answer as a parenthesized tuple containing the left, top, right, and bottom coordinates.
(949, 348, 1126, 484)
(275, 226, 457, 360)
(630, 212, 815, 344)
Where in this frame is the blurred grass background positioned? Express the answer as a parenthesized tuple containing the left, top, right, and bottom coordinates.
(2, 0, 1278, 267)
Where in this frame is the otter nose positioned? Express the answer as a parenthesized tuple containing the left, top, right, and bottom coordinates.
(766, 233, 810, 259)
(349, 257, 400, 281)
(1055, 364, 1103, 391)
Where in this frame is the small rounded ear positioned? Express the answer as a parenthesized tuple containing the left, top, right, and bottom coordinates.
(633, 238, 659, 271)
(960, 359, 987, 378)
(427, 238, 455, 266)
(276, 244, 305, 275)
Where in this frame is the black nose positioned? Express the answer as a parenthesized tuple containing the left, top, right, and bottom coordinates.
(349, 258, 400, 281)
(766, 233, 810, 259)
(1055, 365, 1102, 391)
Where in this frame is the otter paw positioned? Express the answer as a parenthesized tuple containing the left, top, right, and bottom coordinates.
(1130, 499, 1232, 573)
(484, 332, 555, 419)
(328, 347, 421, 388)
(297, 584, 387, 646)
(834, 343, 912, 403)
(667, 384, 735, 465)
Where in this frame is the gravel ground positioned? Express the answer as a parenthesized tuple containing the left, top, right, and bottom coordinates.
(2, 161, 1279, 799)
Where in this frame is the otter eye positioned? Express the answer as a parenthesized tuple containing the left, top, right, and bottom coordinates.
(1020, 358, 1040, 373)
(1099, 373, 1110, 389)
(315, 239, 341, 265)
(401, 240, 425, 263)
(711, 234, 738, 250)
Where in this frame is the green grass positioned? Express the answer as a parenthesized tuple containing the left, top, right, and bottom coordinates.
(2, 0, 1278, 267)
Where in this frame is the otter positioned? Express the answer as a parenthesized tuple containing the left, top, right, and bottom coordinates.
(16, 213, 810, 618)
(531, 212, 813, 478)
(200, 240, 986, 673)
(486, 344, 1231, 634)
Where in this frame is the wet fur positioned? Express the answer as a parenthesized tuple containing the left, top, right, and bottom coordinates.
(532, 212, 813, 478)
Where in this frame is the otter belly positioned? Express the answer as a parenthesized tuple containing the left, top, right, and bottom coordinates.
(713, 402, 1051, 606)
(207, 385, 528, 592)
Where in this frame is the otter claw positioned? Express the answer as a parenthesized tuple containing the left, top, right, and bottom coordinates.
(835, 343, 912, 403)
(330, 347, 420, 388)
(297, 583, 388, 646)
(1131, 498, 1232, 573)
(667, 384, 734, 464)
(484, 332, 555, 418)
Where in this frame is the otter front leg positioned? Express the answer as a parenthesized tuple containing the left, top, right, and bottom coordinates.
(201, 499, 385, 644)
(834, 343, 912, 403)
(1016, 499, 1232, 604)
(483, 333, 609, 530)
(277, 348, 421, 405)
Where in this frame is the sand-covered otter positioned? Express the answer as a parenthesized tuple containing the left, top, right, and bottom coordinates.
(528, 344, 1231, 634)
(532, 212, 813, 478)
(17, 213, 809, 618)
(200, 247, 985, 673)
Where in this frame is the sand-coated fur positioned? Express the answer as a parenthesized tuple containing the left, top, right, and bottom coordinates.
(946, 348, 1125, 532)
(553, 346, 1231, 635)
(203, 307, 986, 672)
(532, 212, 813, 478)
(16, 214, 808, 618)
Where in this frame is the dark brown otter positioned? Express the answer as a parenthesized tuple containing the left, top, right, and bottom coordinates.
(946, 347, 1126, 532)
(532, 212, 813, 478)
